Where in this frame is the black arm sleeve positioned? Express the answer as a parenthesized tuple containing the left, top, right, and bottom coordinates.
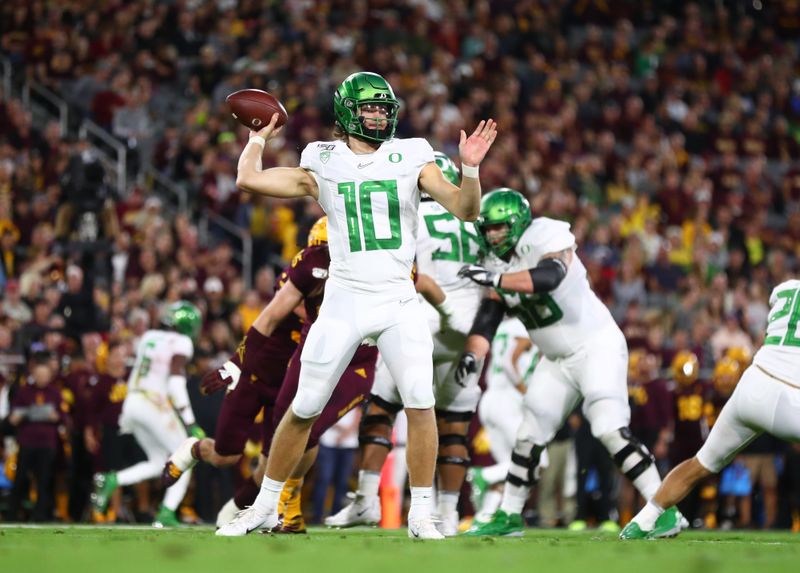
(529, 257, 567, 293)
(468, 298, 506, 342)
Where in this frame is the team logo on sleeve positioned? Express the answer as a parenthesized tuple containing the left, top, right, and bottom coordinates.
(388, 152, 402, 163)
(312, 267, 328, 279)
(320, 151, 331, 163)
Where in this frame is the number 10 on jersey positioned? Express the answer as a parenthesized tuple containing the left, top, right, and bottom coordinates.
(338, 180, 402, 252)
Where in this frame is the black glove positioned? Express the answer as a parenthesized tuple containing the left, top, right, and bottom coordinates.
(458, 264, 501, 288)
(455, 352, 479, 387)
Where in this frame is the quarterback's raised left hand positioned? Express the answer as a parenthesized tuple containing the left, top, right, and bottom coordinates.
(458, 264, 501, 288)
(459, 119, 497, 168)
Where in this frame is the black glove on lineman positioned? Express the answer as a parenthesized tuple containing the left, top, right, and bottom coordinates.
(458, 264, 501, 288)
(455, 352, 478, 387)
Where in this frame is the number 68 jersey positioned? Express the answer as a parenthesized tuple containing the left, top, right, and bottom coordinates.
(483, 217, 618, 359)
(300, 138, 435, 296)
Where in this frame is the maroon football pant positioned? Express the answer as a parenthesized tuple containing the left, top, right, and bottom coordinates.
(261, 343, 379, 455)
(213, 338, 297, 457)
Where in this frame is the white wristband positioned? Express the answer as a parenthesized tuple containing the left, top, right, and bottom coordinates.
(461, 163, 479, 178)
(248, 136, 266, 148)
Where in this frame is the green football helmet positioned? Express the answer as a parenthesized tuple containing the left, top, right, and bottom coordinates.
(475, 188, 532, 258)
(333, 72, 400, 143)
(162, 300, 202, 341)
(434, 151, 460, 186)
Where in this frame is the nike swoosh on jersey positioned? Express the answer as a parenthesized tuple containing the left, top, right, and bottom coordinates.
(357, 162, 374, 169)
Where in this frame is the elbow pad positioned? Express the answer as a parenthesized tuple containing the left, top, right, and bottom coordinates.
(469, 298, 506, 341)
(529, 258, 567, 293)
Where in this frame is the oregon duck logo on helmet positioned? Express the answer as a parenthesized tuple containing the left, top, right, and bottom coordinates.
(333, 72, 400, 143)
(475, 188, 532, 258)
(163, 300, 202, 341)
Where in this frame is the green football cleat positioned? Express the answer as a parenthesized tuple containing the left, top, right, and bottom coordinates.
(153, 505, 181, 528)
(466, 467, 489, 509)
(567, 519, 587, 531)
(649, 507, 681, 539)
(619, 507, 682, 540)
(619, 520, 648, 540)
(91, 472, 118, 513)
(598, 519, 621, 534)
(463, 510, 524, 537)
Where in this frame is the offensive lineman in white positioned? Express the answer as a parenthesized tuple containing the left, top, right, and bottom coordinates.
(324, 152, 482, 536)
(456, 188, 664, 536)
(91, 301, 204, 528)
(217, 71, 497, 539)
(469, 317, 537, 524)
(621, 279, 800, 539)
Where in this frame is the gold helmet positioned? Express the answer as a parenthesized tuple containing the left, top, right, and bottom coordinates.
(724, 346, 752, 369)
(713, 356, 743, 397)
(307, 216, 328, 246)
(671, 350, 699, 387)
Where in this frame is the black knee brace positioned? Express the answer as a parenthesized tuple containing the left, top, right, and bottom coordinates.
(507, 444, 545, 487)
(358, 408, 396, 451)
(612, 427, 655, 481)
(437, 433, 470, 467)
(435, 409, 474, 423)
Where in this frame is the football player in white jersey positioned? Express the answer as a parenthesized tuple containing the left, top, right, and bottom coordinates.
(324, 152, 483, 536)
(91, 301, 203, 528)
(455, 188, 664, 536)
(621, 279, 800, 539)
(217, 71, 497, 539)
(468, 317, 537, 524)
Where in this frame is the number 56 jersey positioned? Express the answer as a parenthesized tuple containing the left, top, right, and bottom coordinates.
(300, 138, 435, 296)
(483, 217, 618, 359)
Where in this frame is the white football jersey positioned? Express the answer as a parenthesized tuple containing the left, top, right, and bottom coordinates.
(300, 138, 434, 295)
(416, 199, 483, 295)
(486, 317, 537, 391)
(128, 329, 193, 396)
(754, 279, 800, 383)
(484, 217, 617, 359)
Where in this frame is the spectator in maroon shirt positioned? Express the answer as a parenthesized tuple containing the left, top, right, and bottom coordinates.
(7, 361, 66, 521)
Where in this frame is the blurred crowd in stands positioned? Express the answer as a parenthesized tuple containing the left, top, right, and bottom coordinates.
(1, 0, 800, 530)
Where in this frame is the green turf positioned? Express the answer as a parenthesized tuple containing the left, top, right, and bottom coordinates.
(0, 526, 798, 573)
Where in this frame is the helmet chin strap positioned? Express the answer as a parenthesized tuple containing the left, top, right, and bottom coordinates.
(355, 115, 396, 142)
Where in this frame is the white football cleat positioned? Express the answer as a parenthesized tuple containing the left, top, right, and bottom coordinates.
(215, 506, 278, 537)
(408, 515, 445, 540)
(324, 494, 381, 528)
(216, 498, 240, 528)
(436, 511, 459, 537)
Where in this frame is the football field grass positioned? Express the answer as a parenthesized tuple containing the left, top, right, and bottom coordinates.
(1, 525, 798, 573)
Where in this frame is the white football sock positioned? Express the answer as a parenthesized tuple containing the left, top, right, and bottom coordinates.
(162, 470, 192, 511)
(437, 491, 459, 516)
(635, 500, 665, 530)
(499, 481, 528, 515)
(480, 490, 503, 517)
(357, 470, 381, 497)
(633, 465, 662, 500)
(253, 476, 284, 515)
(408, 486, 434, 520)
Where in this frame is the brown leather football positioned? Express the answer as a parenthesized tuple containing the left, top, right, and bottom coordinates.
(226, 89, 288, 130)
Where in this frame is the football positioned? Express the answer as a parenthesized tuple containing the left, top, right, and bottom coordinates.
(226, 89, 288, 130)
